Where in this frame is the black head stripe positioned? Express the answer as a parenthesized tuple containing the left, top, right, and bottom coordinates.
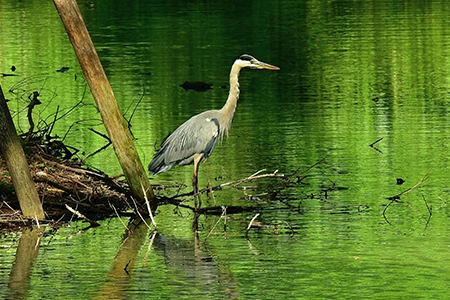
(239, 54, 254, 61)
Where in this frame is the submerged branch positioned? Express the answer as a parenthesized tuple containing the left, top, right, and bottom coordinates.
(383, 170, 431, 225)
(386, 169, 430, 201)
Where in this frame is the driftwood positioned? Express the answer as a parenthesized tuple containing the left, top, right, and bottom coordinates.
(0, 146, 134, 230)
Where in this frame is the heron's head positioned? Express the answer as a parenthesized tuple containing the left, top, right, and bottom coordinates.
(235, 54, 280, 70)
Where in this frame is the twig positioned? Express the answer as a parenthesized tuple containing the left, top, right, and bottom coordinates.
(110, 203, 128, 231)
(284, 221, 295, 236)
(65, 204, 100, 227)
(131, 196, 151, 229)
(141, 182, 157, 229)
(437, 196, 447, 210)
(61, 118, 103, 143)
(167, 169, 283, 198)
(249, 169, 267, 177)
(206, 206, 227, 239)
(48, 84, 87, 127)
(47, 105, 59, 137)
(297, 158, 325, 175)
(220, 169, 283, 188)
(34, 213, 40, 228)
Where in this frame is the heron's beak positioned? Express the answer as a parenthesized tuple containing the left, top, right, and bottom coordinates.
(256, 61, 280, 70)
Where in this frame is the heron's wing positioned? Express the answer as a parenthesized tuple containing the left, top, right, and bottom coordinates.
(163, 114, 220, 164)
(149, 113, 220, 174)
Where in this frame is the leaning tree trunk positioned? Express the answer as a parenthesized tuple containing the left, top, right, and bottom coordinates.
(0, 86, 45, 219)
(53, 0, 156, 210)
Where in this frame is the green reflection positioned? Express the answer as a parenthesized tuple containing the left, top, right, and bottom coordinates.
(1, 0, 450, 299)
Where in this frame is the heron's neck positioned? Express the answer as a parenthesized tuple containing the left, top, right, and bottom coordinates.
(219, 64, 242, 138)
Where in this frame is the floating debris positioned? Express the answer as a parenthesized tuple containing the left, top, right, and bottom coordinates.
(396, 178, 405, 185)
(56, 67, 70, 73)
(180, 81, 213, 91)
(1, 73, 19, 77)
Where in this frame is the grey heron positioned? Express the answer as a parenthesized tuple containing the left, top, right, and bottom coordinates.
(148, 54, 280, 195)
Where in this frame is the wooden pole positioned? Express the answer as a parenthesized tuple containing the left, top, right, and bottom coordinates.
(53, 0, 156, 209)
(0, 86, 45, 219)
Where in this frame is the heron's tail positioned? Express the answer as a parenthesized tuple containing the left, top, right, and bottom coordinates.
(148, 150, 172, 175)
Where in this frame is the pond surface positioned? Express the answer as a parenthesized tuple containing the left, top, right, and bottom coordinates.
(1, 0, 450, 299)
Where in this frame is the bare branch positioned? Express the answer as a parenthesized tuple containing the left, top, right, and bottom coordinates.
(65, 204, 100, 227)
(141, 182, 157, 229)
(220, 169, 284, 188)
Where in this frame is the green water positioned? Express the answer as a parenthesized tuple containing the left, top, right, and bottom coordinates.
(1, 0, 450, 298)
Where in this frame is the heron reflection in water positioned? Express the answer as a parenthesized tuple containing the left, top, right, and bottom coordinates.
(148, 54, 280, 197)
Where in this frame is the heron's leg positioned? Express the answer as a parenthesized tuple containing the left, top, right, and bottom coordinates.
(192, 173, 199, 195)
(192, 154, 202, 209)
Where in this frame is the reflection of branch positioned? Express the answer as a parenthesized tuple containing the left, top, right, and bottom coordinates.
(382, 201, 394, 225)
(383, 170, 430, 225)
(369, 137, 383, 153)
(423, 195, 432, 230)
(123, 86, 145, 139)
(245, 213, 260, 238)
(84, 128, 112, 159)
(369, 137, 383, 147)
